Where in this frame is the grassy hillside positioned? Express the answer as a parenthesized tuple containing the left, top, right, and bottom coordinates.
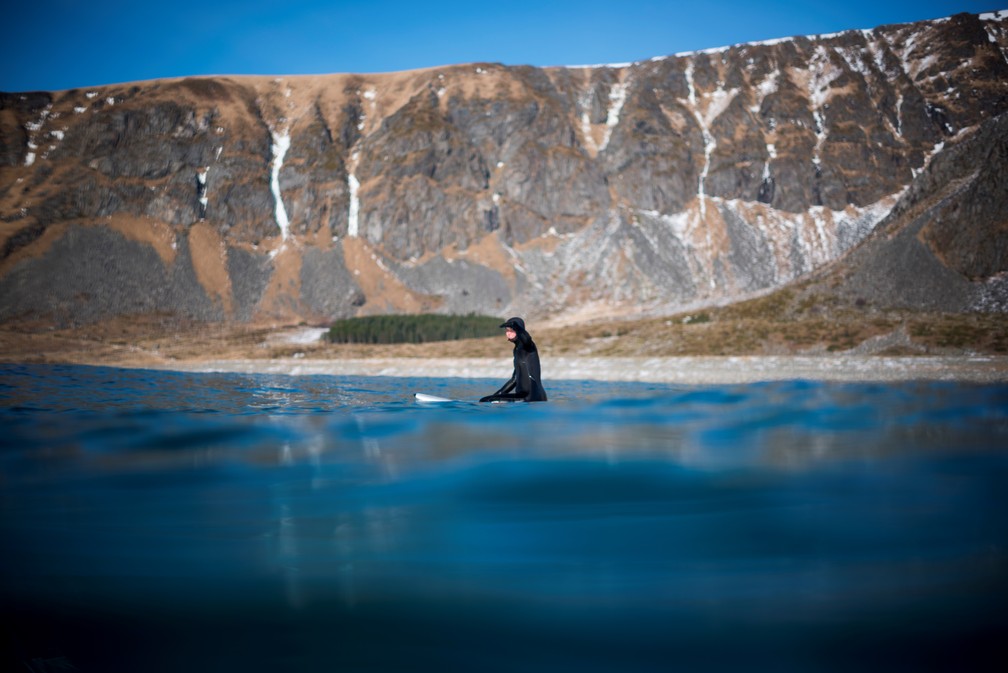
(537, 288, 1008, 357)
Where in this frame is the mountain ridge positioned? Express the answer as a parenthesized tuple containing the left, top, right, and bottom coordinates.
(1, 10, 1006, 329)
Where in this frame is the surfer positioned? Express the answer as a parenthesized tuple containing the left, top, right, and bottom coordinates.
(480, 317, 548, 403)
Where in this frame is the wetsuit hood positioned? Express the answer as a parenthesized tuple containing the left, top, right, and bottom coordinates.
(500, 317, 525, 331)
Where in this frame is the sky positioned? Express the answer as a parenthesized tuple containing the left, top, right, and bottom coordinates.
(1, 1, 1001, 92)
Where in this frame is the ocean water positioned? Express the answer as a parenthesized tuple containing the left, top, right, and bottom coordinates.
(2, 363, 1007, 672)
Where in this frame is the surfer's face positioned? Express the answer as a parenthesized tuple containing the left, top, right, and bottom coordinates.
(505, 327, 517, 341)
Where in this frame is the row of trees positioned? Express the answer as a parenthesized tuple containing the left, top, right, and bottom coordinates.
(326, 313, 502, 344)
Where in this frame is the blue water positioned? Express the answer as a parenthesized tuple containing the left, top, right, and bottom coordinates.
(2, 364, 1007, 672)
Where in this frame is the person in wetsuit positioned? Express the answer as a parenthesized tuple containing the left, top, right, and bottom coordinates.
(480, 317, 548, 402)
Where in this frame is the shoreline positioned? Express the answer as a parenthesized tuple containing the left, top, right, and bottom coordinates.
(136, 355, 1008, 384)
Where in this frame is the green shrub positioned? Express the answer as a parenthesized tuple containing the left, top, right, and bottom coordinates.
(690, 312, 711, 324)
(326, 313, 503, 344)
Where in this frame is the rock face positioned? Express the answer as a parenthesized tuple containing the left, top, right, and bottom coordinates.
(817, 112, 1008, 313)
(1, 11, 1007, 326)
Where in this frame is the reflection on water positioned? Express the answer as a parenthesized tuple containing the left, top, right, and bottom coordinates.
(2, 364, 1007, 672)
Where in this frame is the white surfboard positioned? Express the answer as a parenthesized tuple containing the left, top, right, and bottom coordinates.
(414, 392, 455, 403)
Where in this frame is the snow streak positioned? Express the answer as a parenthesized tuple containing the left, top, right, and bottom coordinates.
(197, 167, 209, 218)
(270, 129, 291, 241)
(683, 63, 738, 222)
(807, 46, 839, 167)
(598, 80, 628, 152)
(762, 143, 777, 180)
(982, 11, 1008, 64)
(347, 167, 361, 238)
(684, 62, 713, 219)
(579, 89, 597, 154)
(23, 104, 53, 167)
(346, 145, 364, 239)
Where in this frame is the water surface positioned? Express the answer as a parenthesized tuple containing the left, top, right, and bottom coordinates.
(2, 364, 1006, 671)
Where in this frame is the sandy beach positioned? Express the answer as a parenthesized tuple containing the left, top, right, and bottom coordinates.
(150, 354, 1008, 384)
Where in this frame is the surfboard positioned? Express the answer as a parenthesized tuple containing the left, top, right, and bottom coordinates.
(414, 393, 510, 404)
(414, 392, 455, 403)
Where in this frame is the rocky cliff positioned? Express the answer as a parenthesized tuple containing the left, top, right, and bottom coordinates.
(1, 10, 1006, 327)
(805, 110, 1008, 314)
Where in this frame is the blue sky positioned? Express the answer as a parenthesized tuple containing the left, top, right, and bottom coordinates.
(1, 1, 999, 91)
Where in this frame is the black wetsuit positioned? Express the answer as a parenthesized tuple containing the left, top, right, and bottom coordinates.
(480, 320, 547, 403)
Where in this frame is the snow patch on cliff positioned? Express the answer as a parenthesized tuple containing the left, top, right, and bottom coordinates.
(580, 110, 596, 152)
(680, 61, 740, 227)
(270, 129, 291, 241)
(197, 168, 209, 219)
(750, 70, 779, 114)
(762, 143, 777, 180)
(578, 86, 598, 153)
(835, 44, 873, 80)
(633, 196, 893, 291)
(683, 63, 718, 221)
(348, 173, 361, 238)
(347, 151, 362, 238)
(357, 86, 377, 131)
(805, 46, 842, 167)
(982, 11, 1008, 64)
(598, 80, 628, 151)
(702, 87, 739, 126)
(23, 104, 54, 166)
(563, 61, 633, 69)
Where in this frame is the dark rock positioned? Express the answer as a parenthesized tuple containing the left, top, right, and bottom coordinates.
(721, 206, 777, 292)
(391, 256, 512, 315)
(226, 246, 273, 322)
(823, 113, 1008, 311)
(0, 226, 220, 324)
(299, 245, 363, 319)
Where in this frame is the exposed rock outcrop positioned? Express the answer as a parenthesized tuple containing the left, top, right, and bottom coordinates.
(813, 112, 1008, 312)
(1, 11, 1006, 326)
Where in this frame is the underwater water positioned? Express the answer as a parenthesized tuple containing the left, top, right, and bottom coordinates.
(2, 363, 1007, 672)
